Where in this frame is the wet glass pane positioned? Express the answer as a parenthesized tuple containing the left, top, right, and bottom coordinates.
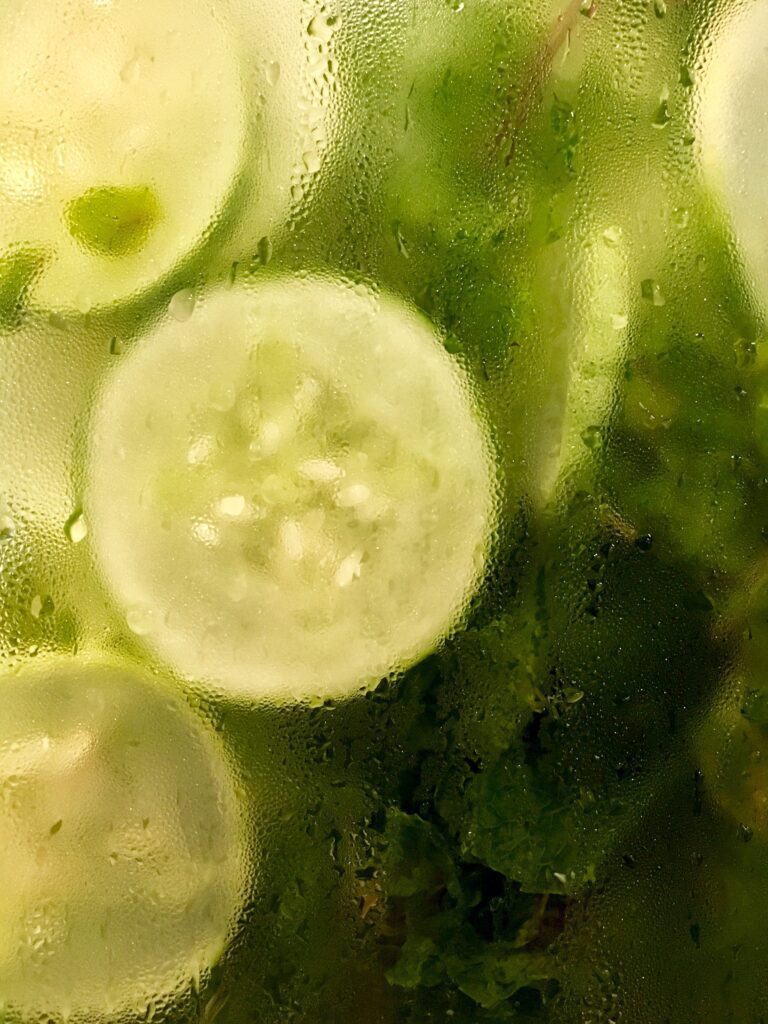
(0, 0, 766, 1020)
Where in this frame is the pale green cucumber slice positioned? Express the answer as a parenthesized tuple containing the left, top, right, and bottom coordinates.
(0, 656, 243, 1019)
(698, 2, 768, 303)
(0, 0, 253, 314)
(86, 278, 496, 703)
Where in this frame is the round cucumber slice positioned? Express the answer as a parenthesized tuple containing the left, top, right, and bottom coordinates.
(0, 656, 243, 1018)
(698, 3, 768, 303)
(0, 0, 265, 315)
(87, 278, 496, 702)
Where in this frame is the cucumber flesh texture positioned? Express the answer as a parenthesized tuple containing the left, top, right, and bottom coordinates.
(87, 278, 496, 703)
(0, 0, 247, 313)
(699, 2, 768, 306)
(0, 657, 242, 1018)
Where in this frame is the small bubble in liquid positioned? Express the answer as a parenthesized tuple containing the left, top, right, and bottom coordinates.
(169, 288, 196, 322)
(64, 510, 87, 544)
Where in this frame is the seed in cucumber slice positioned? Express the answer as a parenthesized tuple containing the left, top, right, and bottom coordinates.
(0, 0, 249, 314)
(0, 656, 243, 1018)
(699, 3, 768, 303)
(66, 185, 161, 260)
(87, 278, 496, 702)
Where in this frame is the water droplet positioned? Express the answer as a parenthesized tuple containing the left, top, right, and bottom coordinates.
(126, 605, 154, 635)
(302, 150, 321, 175)
(391, 221, 409, 259)
(564, 686, 584, 703)
(119, 52, 145, 84)
(654, 0, 667, 17)
(652, 99, 671, 129)
(64, 510, 87, 544)
(602, 226, 621, 247)
(30, 594, 55, 619)
(169, 288, 196, 322)
(266, 61, 281, 86)
(110, 336, 125, 355)
(256, 236, 272, 266)
(580, 425, 603, 451)
(640, 278, 665, 306)
(0, 514, 15, 542)
(307, 13, 337, 40)
(738, 822, 754, 843)
(672, 207, 689, 229)
(611, 313, 628, 331)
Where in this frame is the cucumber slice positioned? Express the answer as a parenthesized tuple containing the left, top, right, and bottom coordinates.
(698, 3, 768, 303)
(87, 278, 496, 702)
(0, 656, 243, 1019)
(0, 0, 254, 314)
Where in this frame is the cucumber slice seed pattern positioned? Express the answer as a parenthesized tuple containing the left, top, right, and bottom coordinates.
(0, 0, 268, 314)
(0, 657, 243, 1018)
(87, 278, 497, 702)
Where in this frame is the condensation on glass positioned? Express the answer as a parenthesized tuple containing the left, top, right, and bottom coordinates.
(0, 0, 765, 1021)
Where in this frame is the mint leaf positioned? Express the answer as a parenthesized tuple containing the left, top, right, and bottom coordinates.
(380, 812, 560, 1010)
